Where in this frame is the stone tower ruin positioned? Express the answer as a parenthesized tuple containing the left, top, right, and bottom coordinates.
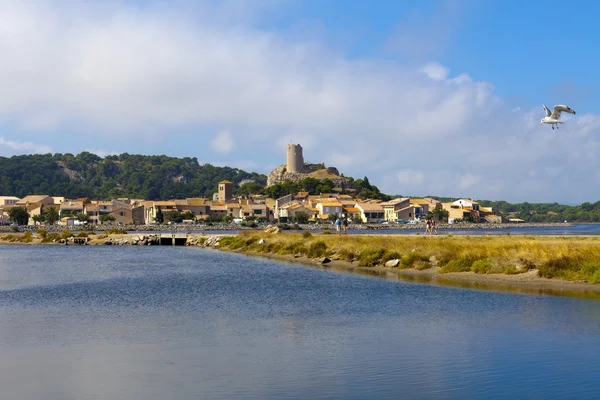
(286, 144, 305, 173)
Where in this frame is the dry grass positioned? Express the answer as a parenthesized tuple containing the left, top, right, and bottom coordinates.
(216, 232, 600, 283)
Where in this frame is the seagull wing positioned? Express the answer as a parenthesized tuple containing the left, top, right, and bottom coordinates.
(543, 105, 551, 117)
(551, 105, 576, 119)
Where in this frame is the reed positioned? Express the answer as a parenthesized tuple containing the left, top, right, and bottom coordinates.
(216, 232, 600, 283)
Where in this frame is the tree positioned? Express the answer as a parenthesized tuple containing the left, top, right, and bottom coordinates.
(155, 209, 164, 223)
(74, 212, 90, 223)
(293, 211, 309, 224)
(165, 210, 184, 223)
(8, 206, 29, 225)
(43, 207, 60, 225)
(432, 207, 449, 223)
(32, 214, 45, 225)
(239, 182, 264, 197)
(99, 214, 115, 224)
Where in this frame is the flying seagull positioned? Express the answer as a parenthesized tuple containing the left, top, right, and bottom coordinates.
(540, 104, 576, 130)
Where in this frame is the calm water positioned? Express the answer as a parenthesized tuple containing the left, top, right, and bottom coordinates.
(0, 245, 598, 400)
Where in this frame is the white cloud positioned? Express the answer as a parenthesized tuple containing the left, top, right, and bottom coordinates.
(457, 173, 481, 191)
(397, 169, 426, 185)
(211, 130, 234, 154)
(0, 137, 52, 154)
(328, 153, 353, 168)
(421, 62, 449, 81)
(0, 1, 597, 202)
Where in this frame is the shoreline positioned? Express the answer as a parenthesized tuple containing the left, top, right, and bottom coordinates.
(231, 249, 600, 299)
(1, 231, 599, 298)
(0, 221, 577, 234)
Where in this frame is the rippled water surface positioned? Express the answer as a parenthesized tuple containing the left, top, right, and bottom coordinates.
(0, 245, 599, 400)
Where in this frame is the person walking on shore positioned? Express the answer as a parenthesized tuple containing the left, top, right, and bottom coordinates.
(335, 217, 342, 235)
(425, 219, 431, 235)
(342, 217, 348, 235)
(431, 218, 438, 235)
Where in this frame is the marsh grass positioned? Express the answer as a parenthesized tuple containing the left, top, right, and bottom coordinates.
(214, 233, 600, 283)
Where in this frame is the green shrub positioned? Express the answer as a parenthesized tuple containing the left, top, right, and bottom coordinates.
(400, 252, 429, 269)
(302, 231, 312, 239)
(504, 266, 519, 275)
(37, 228, 48, 238)
(538, 257, 581, 279)
(336, 249, 356, 262)
(22, 231, 33, 243)
(471, 259, 492, 274)
(381, 251, 401, 264)
(590, 269, 600, 284)
(440, 258, 477, 273)
(76, 232, 89, 238)
(41, 233, 61, 243)
(60, 230, 73, 240)
(307, 241, 328, 258)
(358, 248, 387, 267)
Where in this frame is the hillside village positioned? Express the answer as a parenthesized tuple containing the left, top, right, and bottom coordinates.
(0, 187, 503, 227)
(0, 180, 504, 227)
(0, 144, 509, 227)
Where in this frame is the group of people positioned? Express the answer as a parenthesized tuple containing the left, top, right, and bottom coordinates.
(424, 218, 438, 235)
(335, 217, 349, 235)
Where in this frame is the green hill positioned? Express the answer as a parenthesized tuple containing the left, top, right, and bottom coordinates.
(0, 152, 267, 200)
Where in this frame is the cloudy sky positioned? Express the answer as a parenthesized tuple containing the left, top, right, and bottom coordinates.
(0, 0, 597, 204)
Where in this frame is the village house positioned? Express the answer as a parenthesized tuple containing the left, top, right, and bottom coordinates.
(355, 202, 385, 223)
(279, 203, 316, 221)
(442, 199, 480, 223)
(0, 196, 20, 225)
(380, 197, 410, 221)
(59, 200, 84, 217)
(315, 199, 343, 218)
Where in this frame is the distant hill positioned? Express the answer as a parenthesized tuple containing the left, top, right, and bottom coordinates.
(0, 152, 267, 200)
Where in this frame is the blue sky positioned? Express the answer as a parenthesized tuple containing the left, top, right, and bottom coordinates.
(0, 0, 598, 204)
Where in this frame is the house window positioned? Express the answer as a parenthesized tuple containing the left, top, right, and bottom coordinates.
(253, 210, 262, 215)
(119, 212, 125, 217)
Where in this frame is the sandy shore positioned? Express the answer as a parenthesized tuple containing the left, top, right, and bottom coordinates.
(227, 249, 600, 299)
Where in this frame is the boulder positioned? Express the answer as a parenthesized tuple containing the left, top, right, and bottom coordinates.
(319, 257, 331, 264)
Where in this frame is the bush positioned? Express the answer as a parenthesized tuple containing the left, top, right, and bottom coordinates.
(37, 228, 48, 238)
(538, 257, 581, 279)
(440, 258, 478, 273)
(41, 233, 61, 243)
(307, 241, 328, 258)
(337, 249, 356, 262)
(22, 231, 33, 243)
(60, 230, 73, 240)
(302, 231, 312, 239)
(358, 248, 387, 267)
(471, 259, 492, 274)
(400, 252, 429, 269)
(381, 251, 401, 264)
(590, 269, 600, 284)
(276, 223, 290, 231)
(76, 232, 89, 238)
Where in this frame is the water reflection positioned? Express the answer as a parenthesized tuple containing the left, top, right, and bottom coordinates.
(0, 246, 598, 400)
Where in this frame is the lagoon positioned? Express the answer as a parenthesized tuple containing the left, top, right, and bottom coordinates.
(0, 245, 598, 399)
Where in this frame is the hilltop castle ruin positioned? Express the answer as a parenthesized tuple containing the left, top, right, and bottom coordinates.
(266, 143, 350, 188)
